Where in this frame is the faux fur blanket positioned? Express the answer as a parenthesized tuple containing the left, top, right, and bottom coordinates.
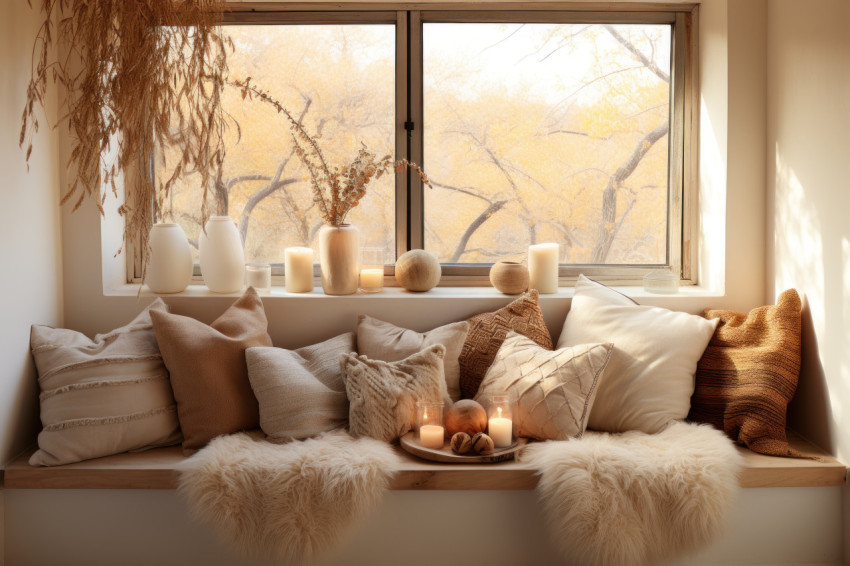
(522, 421, 742, 566)
(177, 431, 401, 563)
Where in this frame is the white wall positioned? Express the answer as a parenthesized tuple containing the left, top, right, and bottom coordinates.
(765, 0, 850, 562)
(0, 2, 65, 565)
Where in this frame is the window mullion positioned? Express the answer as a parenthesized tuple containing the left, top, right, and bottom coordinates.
(408, 10, 425, 252)
(395, 10, 411, 262)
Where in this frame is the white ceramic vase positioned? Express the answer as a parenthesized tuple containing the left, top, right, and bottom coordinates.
(319, 224, 359, 295)
(199, 216, 245, 293)
(145, 223, 193, 294)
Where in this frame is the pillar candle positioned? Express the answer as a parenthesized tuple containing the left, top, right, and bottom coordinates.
(488, 417, 513, 448)
(284, 247, 314, 293)
(419, 425, 445, 450)
(528, 242, 559, 294)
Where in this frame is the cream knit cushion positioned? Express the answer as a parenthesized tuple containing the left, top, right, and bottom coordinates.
(341, 345, 447, 442)
(357, 315, 469, 401)
(558, 275, 718, 434)
(246, 333, 355, 441)
(29, 299, 181, 466)
(475, 332, 613, 440)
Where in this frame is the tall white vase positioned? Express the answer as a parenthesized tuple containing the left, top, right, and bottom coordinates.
(319, 224, 359, 295)
(199, 216, 245, 293)
(145, 223, 193, 294)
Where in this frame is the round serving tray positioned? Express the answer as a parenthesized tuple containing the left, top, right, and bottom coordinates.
(399, 432, 527, 464)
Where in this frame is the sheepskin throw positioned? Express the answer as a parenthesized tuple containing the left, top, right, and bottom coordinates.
(341, 344, 448, 442)
(689, 289, 806, 458)
(178, 431, 401, 563)
(523, 421, 742, 566)
(474, 332, 613, 440)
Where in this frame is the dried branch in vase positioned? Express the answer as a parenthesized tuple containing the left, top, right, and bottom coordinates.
(232, 78, 431, 227)
(20, 0, 231, 269)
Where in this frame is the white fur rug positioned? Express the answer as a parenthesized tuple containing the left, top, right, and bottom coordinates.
(522, 421, 742, 566)
(177, 431, 401, 563)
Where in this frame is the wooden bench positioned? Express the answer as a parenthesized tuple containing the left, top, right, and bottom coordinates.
(3, 431, 844, 491)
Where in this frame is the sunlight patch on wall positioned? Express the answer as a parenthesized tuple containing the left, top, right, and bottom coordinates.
(697, 95, 726, 292)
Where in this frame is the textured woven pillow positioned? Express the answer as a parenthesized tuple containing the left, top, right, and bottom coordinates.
(357, 315, 469, 401)
(558, 275, 718, 434)
(341, 345, 447, 442)
(689, 289, 805, 457)
(151, 287, 273, 451)
(475, 332, 613, 441)
(29, 299, 181, 466)
(246, 333, 355, 441)
(459, 289, 553, 399)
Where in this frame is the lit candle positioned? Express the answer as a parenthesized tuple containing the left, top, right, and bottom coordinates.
(419, 424, 445, 450)
(284, 247, 314, 293)
(528, 242, 559, 294)
(245, 263, 271, 293)
(360, 268, 384, 293)
(488, 407, 513, 448)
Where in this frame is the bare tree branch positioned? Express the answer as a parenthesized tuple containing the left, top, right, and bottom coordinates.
(449, 199, 509, 263)
(603, 25, 670, 83)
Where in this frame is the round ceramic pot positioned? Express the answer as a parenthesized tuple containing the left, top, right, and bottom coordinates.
(318, 224, 359, 295)
(489, 260, 529, 295)
(145, 223, 193, 294)
(199, 216, 245, 293)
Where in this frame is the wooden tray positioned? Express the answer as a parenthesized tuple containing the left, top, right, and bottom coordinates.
(399, 432, 527, 464)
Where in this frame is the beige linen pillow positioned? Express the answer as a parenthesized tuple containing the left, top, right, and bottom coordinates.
(475, 332, 613, 441)
(558, 275, 718, 434)
(356, 315, 469, 401)
(151, 287, 273, 451)
(246, 333, 356, 441)
(341, 345, 447, 442)
(29, 299, 181, 466)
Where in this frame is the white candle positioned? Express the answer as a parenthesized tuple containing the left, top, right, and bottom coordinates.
(360, 268, 384, 293)
(528, 242, 559, 294)
(488, 416, 513, 448)
(245, 264, 271, 292)
(419, 425, 445, 450)
(285, 247, 314, 293)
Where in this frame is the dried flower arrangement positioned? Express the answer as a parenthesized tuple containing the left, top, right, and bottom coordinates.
(233, 78, 431, 227)
(20, 0, 231, 265)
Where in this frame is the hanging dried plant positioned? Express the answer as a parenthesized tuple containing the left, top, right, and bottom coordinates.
(20, 0, 231, 271)
(232, 78, 432, 227)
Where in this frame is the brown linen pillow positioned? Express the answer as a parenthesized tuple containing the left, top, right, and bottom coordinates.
(688, 289, 806, 457)
(151, 287, 273, 451)
(459, 289, 553, 399)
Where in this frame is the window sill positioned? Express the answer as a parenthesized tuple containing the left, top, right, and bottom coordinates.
(4, 432, 845, 491)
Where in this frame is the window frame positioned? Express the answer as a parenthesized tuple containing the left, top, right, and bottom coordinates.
(130, 2, 699, 287)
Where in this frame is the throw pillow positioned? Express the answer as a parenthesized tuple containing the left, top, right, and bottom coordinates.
(475, 332, 613, 441)
(341, 345, 447, 442)
(356, 315, 469, 401)
(29, 299, 181, 466)
(151, 287, 273, 451)
(558, 275, 718, 434)
(689, 289, 805, 457)
(246, 333, 356, 441)
(459, 289, 553, 399)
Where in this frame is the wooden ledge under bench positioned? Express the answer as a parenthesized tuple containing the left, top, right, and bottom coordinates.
(3, 431, 845, 491)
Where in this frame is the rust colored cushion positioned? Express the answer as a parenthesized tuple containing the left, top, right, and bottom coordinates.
(459, 289, 553, 399)
(151, 287, 273, 452)
(688, 289, 805, 457)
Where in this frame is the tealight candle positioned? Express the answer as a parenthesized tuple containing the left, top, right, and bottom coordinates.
(487, 395, 514, 448)
(417, 400, 445, 450)
(284, 247, 314, 293)
(245, 263, 271, 293)
(528, 242, 559, 294)
(360, 248, 384, 293)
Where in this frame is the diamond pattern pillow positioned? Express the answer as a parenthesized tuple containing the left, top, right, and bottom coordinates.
(460, 289, 553, 399)
(341, 345, 447, 443)
(475, 332, 613, 441)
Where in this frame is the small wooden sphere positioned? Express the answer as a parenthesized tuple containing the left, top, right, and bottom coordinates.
(450, 432, 473, 454)
(489, 260, 529, 294)
(395, 249, 441, 292)
(445, 400, 488, 437)
(471, 432, 495, 455)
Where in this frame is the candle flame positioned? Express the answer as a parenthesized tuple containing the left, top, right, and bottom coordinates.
(423, 410, 428, 419)
(498, 407, 502, 418)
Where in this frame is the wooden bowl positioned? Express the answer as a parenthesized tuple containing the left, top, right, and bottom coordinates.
(489, 260, 529, 294)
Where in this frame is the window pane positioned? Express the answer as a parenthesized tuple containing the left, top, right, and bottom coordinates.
(159, 24, 396, 265)
(423, 23, 671, 265)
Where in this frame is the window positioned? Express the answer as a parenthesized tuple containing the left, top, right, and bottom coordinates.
(147, 6, 696, 286)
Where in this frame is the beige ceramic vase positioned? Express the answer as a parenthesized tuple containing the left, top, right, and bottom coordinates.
(319, 224, 360, 295)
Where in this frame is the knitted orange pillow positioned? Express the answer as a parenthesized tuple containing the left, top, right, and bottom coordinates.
(688, 289, 805, 457)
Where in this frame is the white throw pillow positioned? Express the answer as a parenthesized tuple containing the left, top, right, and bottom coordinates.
(557, 275, 718, 434)
(29, 299, 181, 466)
(356, 315, 469, 401)
(246, 333, 355, 441)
